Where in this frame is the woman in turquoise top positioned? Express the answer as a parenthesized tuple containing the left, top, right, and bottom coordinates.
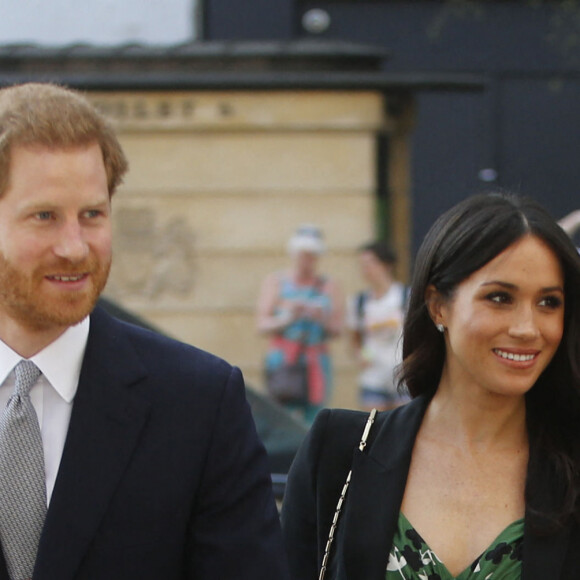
(281, 194, 580, 579)
(257, 225, 343, 424)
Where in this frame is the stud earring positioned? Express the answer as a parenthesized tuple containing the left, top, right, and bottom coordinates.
(436, 323, 445, 333)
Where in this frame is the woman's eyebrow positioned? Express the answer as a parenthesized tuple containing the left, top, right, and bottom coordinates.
(481, 280, 564, 293)
(480, 280, 517, 290)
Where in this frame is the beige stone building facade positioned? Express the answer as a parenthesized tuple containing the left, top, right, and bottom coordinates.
(94, 89, 410, 410)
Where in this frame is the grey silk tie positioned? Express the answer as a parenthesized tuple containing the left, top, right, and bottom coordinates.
(0, 360, 46, 580)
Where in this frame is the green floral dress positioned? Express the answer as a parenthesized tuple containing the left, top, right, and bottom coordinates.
(386, 512, 524, 579)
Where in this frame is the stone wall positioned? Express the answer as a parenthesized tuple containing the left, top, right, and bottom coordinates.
(92, 89, 406, 410)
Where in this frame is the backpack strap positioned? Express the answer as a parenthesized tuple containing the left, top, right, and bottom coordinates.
(355, 291, 367, 333)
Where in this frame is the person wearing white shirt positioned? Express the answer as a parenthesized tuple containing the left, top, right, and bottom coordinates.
(346, 241, 410, 410)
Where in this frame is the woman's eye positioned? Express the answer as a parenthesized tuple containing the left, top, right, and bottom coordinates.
(486, 292, 511, 305)
(539, 295, 563, 309)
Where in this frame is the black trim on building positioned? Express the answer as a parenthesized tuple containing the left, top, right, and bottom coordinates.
(0, 41, 485, 92)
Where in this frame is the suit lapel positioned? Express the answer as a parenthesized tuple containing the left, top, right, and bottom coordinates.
(339, 397, 429, 580)
(34, 308, 151, 580)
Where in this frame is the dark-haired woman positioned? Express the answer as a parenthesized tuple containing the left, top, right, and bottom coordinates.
(346, 241, 409, 411)
(281, 193, 580, 579)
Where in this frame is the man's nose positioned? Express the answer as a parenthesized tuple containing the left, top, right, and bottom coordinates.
(53, 220, 89, 262)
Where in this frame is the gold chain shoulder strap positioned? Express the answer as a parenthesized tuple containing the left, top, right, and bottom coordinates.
(318, 408, 378, 580)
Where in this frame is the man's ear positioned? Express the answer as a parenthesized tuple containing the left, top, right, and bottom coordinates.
(425, 284, 445, 327)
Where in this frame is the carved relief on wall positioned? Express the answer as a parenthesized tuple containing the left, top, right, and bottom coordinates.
(107, 207, 196, 300)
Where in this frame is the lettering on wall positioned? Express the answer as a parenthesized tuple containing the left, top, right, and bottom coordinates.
(90, 95, 237, 129)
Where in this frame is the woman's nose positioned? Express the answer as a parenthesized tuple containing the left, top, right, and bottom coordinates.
(508, 306, 540, 340)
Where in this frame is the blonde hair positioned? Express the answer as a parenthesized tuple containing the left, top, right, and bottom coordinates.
(0, 82, 128, 197)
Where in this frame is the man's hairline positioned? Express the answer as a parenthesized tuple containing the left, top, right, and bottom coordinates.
(0, 139, 116, 200)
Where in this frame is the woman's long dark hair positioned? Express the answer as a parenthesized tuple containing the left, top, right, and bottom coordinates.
(399, 192, 580, 532)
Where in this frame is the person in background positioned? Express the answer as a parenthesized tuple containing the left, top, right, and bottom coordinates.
(558, 209, 580, 251)
(557, 209, 580, 237)
(346, 241, 409, 411)
(257, 225, 343, 424)
(0, 82, 288, 580)
(282, 192, 580, 579)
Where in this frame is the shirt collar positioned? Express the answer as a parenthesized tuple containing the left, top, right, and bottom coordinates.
(0, 317, 90, 403)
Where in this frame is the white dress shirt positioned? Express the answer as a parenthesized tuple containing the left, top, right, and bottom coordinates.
(0, 317, 90, 505)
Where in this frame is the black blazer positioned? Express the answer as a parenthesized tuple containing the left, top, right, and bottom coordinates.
(281, 396, 580, 580)
(3, 307, 289, 580)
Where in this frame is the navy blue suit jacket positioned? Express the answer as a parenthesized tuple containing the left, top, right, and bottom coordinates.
(282, 397, 580, 580)
(6, 306, 288, 579)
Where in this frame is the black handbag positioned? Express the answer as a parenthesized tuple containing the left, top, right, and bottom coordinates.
(266, 360, 308, 404)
